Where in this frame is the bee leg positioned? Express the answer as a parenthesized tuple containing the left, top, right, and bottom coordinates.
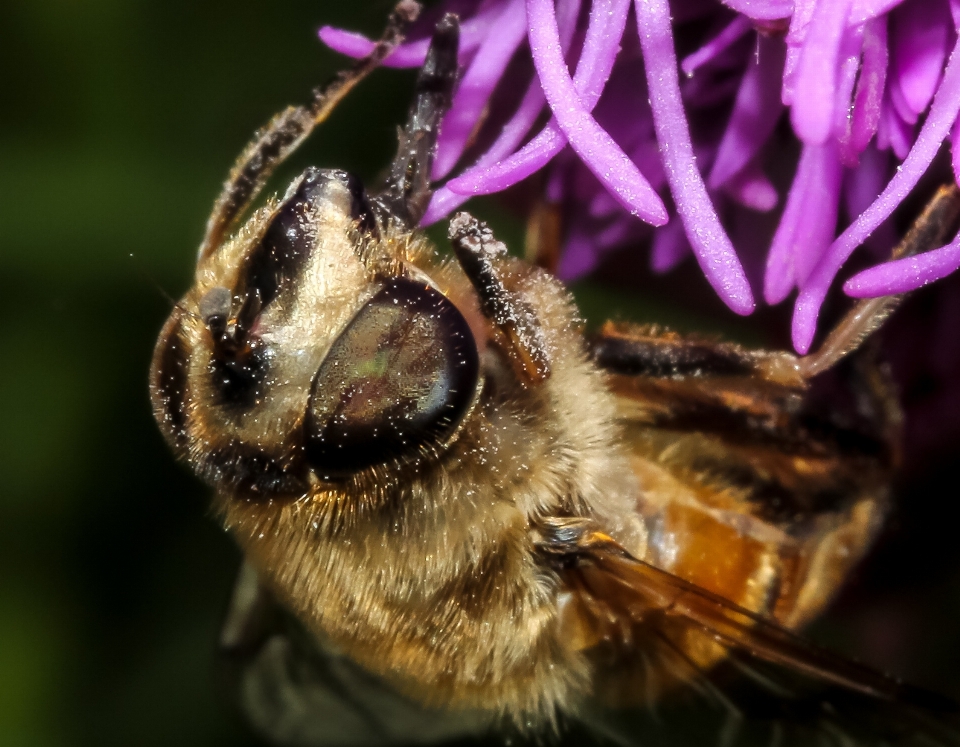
(791, 185, 960, 471)
(800, 184, 960, 378)
(197, 0, 421, 260)
(373, 14, 460, 230)
(448, 212, 552, 386)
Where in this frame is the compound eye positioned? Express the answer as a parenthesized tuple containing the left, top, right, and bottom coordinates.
(238, 168, 373, 326)
(305, 277, 479, 478)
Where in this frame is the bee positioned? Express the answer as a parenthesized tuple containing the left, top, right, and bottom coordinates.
(150, 4, 960, 745)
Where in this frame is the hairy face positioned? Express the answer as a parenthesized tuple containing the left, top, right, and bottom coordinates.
(151, 167, 482, 499)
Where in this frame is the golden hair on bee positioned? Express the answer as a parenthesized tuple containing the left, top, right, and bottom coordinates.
(150, 4, 960, 745)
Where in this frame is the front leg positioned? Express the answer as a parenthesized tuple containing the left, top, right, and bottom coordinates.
(448, 212, 552, 386)
(800, 183, 960, 377)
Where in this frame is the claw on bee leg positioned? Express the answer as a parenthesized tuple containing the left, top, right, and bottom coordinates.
(800, 184, 960, 378)
(448, 211, 552, 386)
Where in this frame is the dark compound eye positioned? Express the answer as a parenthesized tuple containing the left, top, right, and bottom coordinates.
(210, 168, 376, 408)
(150, 308, 189, 452)
(305, 277, 479, 478)
(239, 167, 374, 325)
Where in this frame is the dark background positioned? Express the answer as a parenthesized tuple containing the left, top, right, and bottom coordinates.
(3, 1, 960, 745)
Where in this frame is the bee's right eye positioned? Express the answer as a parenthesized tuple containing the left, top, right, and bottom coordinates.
(304, 276, 479, 479)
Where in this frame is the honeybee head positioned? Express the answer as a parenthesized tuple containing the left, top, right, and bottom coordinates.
(150, 167, 479, 499)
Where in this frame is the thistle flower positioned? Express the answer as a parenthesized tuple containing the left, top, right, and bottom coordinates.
(321, 0, 960, 353)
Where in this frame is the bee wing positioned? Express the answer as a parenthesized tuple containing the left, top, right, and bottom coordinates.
(550, 528, 960, 747)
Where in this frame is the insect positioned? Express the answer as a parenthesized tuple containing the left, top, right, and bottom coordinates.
(150, 4, 960, 745)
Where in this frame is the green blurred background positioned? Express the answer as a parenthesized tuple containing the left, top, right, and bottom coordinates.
(3, 1, 960, 746)
(1, 2, 429, 744)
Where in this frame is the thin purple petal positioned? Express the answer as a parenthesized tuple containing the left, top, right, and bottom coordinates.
(850, 0, 910, 24)
(651, 219, 692, 273)
(682, 68, 745, 108)
(552, 0, 627, 109)
(764, 179, 803, 303)
(724, 163, 779, 212)
(782, 0, 818, 106)
(764, 143, 843, 303)
(318, 28, 388, 61)
(888, 67, 919, 124)
(845, 230, 960, 296)
(834, 24, 865, 160)
(681, 16, 752, 75)
(886, 101, 915, 158)
(875, 92, 892, 151)
(891, 0, 950, 118)
(795, 147, 844, 286)
(557, 226, 600, 279)
(792, 35, 960, 353)
(554, 0, 585, 56)
(597, 215, 642, 248)
(721, 0, 794, 20)
(447, 0, 631, 197)
(318, 4, 499, 69)
(629, 138, 667, 191)
(422, 0, 584, 225)
(952, 116, 960, 183)
(318, 27, 436, 68)
(545, 151, 573, 202)
(432, 0, 528, 180)
(422, 187, 468, 226)
(589, 189, 621, 219)
(843, 143, 895, 257)
(709, 33, 786, 189)
(449, 130, 563, 194)
(791, 0, 854, 145)
(889, 68, 920, 128)
(849, 16, 889, 156)
(635, 0, 754, 314)
(423, 80, 547, 224)
(521, 0, 667, 224)
(877, 89, 915, 155)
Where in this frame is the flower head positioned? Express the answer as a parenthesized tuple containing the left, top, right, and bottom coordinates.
(321, 0, 960, 353)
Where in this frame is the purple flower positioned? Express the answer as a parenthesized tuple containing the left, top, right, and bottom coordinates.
(321, 0, 960, 353)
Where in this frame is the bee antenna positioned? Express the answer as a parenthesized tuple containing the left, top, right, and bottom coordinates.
(125, 252, 207, 326)
(375, 13, 460, 229)
(155, 283, 180, 311)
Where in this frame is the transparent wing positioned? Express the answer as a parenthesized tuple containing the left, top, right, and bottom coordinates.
(543, 526, 960, 747)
